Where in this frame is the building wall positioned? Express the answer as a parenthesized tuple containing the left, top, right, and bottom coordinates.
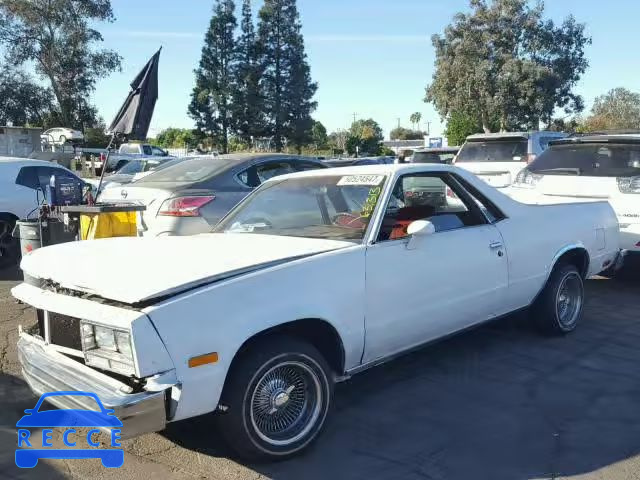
(0, 127, 43, 158)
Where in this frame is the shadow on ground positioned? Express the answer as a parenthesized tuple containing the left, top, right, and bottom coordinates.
(165, 278, 640, 480)
(0, 372, 68, 479)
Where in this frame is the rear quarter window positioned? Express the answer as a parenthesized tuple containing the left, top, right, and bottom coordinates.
(529, 144, 640, 177)
(456, 139, 528, 163)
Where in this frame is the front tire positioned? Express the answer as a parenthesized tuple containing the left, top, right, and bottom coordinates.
(217, 335, 333, 461)
(534, 263, 584, 335)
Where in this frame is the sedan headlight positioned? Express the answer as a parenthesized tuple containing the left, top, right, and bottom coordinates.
(81, 321, 135, 375)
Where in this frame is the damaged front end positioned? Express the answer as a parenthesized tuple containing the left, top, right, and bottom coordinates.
(13, 282, 179, 439)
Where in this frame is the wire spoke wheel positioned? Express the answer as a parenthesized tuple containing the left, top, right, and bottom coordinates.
(555, 272, 583, 329)
(249, 360, 323, 447)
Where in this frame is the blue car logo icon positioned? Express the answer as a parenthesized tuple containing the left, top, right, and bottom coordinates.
(16, 391, 124, 468)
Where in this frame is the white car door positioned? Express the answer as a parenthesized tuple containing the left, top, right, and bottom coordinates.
(362, 172, 509, 363)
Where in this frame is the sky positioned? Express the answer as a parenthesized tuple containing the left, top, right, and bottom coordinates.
(91, 0, 640, 140)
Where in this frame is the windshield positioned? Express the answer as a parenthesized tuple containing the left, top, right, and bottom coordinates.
(214, 174, 388, 242)
(116, 160, 145, 174)
(456, 139, 527, 163)
(137, 156, 232, 183)
(412, 152, 456, 164)
(529, 143, 640, 177)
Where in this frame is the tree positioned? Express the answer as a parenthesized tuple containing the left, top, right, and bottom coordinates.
(583, 88, 640, 131)
(444, 111, 486, 146)
(310, 120, 328, 149)
(231, 0, 265, 142)
(328, 129, 349, 152)
(425, 0, 590, 132)
(83, 121, 111, 148)
(409, 112, 422, 130)
(0, 66, 54, 126)
(155, 128, 200, 149)
(189, 0, 237, 154)
(0, 0, 121, 129)
(390, 127, 424, 140)
(346, 118, 384, 156)
(258, 0, 318, 152)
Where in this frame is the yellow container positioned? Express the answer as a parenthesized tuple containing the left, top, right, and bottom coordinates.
(80, 212, 138, 240)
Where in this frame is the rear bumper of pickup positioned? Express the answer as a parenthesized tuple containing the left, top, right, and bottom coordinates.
(18, 332, 170, 439)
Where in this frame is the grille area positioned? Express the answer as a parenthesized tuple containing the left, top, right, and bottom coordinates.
(46, 311, 83, 351)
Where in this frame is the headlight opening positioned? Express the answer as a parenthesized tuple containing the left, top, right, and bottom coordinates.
(80, 321, 135, 375)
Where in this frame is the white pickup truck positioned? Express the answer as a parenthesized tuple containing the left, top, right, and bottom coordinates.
(85, 143, 171, 174)
(13, 164, 620, 460)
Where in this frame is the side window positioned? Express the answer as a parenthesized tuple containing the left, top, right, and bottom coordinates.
(237, 162, 298, 188)
(15, 166, 39, 189)
(255, 161, 296, 184)
(37, 167, 78, 191)
(15, 166, 77, 192)
(142, 145, 153, 155)
(237, 166, 259, 188)
(450, 174, 506, 223)
(376, 174, 487, 242)
(294, 161, 323, 172)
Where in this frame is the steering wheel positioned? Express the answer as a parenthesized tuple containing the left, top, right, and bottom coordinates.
(332, 213, 366, 228)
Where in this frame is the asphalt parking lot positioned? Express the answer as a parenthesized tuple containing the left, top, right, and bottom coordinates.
(1, 266, 639, 480)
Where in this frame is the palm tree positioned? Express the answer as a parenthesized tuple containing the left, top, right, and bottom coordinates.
(410, 112, 422, 130)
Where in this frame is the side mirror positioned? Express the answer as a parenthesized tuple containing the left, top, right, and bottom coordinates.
(406, 220, 435, 250)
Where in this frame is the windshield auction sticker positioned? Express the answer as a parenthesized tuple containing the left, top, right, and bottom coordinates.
(337, 175, 385, 186)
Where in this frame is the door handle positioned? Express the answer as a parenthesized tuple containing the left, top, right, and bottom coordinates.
(489, 241, 503, 249)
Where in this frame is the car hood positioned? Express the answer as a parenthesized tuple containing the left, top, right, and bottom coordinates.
(20, 234, 353, 305)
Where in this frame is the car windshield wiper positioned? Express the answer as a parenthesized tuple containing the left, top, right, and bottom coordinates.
(534, 167, 582, 175)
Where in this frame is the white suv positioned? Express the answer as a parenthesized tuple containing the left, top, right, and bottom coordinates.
(0, 158, 85, 268)
(454, 131, 568, 188)
(508, 134, 640, 260)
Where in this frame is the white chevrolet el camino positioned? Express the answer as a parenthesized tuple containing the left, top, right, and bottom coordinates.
(14, 164, 620, 460)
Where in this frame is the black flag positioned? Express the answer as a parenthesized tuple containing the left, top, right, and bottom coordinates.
(108, 48, 161, 140)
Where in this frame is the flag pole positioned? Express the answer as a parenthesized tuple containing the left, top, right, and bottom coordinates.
(95, 132, 117, 199)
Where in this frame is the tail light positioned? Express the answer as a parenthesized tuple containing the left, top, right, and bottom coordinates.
(99, 152, 107, 163)
(446, 186, 456, 198)
(617, 176, 640, 194)
(158, 195, 215, 217)
(526, 154, 536, 164)
(514, 168, 542, 187)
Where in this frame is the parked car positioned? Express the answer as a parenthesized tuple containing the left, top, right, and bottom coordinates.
(98, 153, 327, 236)
(85, 143, 172, 174)
(455, 131, 568, 188)
(410, 147, 459, 164)
(0, 158, 86, 268)
(15, 163, 620, 461)
(508, 133, 640, 262)
(40, 128, 84, 145)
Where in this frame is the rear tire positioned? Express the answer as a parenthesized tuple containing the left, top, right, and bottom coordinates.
(217, 335, 333, 461)
(0, 214, 19, 269)
(533, 263, 584, 335)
